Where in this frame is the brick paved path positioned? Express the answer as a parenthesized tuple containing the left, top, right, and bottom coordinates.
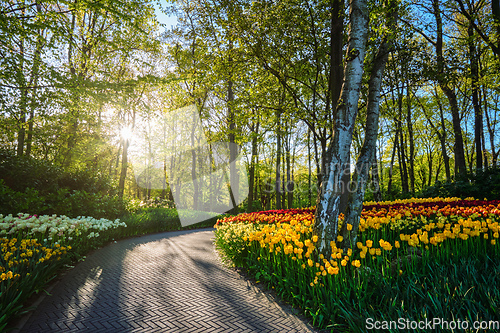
(19, 229, 316, 332)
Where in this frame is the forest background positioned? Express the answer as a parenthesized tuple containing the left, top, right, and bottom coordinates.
(1, 0, 500, 221)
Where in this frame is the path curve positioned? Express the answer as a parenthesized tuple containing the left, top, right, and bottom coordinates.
(19, 229, 316, 332)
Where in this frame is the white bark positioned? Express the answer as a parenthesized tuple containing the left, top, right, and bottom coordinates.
(314, 0, 369, 253)
(341, 34, 391, 248)
(339, 1, 396, 249)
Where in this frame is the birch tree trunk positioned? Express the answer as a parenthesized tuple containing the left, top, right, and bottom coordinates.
(314, 0, 369, 253)
(340, 19, 394, 249)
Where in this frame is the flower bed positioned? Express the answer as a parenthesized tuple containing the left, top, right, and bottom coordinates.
(214, 197, 500, 332)
(0, 213, 126, 330)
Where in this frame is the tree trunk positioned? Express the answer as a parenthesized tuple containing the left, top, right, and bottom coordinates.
(314, 0, 369, 254)
(435, 159, 442, 184)
(247, 119, 259, 212)
(308, 129, 312, 206)
(191, 115, 199, 210)
(17, 34, 27, 156)
(275, 108, 282, 210)
(118, 138, 129, 199)
(427, 147, 433, 187)
(493, 0, 500, 62)
(228, 76, 238, 211)
(281, 169, 286, 208)
(162, 156, 167, 199)
(387, 128, 399, 196)
(396, 112, 409, 193)
(370, 148, 382, 202)
(329, 0, 345, 110)
(328, 0, 350, 216)
(484, 91, 498, 167)
(118, 110, 135, 198)
(378, 144, 384, 199)
(468, 23, 483, 170)
(25, 1, 44, 157)
(286, 138, 293, 209)
(406, 82, 415, 194)
(435, 92, 452, 181)
(419, 88, 451, 182)
(433, 0, 467, 175)
(340, 14, 394, 248)
(395, 78, 409, 193)
(283, 121, 293, 209)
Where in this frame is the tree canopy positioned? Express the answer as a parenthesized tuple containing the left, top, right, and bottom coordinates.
(1, 0, 500, 251)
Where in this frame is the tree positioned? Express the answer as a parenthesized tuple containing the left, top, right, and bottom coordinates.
(313, 0, 371, 252)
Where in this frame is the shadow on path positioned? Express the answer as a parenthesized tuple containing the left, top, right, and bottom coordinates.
(18, 229, 316, 332)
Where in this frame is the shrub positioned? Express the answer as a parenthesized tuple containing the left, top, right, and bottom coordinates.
(420, 167, 500, 200)
(0, 150, 126, 218)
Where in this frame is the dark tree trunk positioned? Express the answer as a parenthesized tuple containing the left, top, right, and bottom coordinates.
(275, 108, 282, 210)
(436, 93, 452, 181)
(329, 0, 344, 108)
(468, 23, 483, 170)
(118, 138, 129, 199)
(427, 148, 433, 187)
(371, 149, 382, 202)
(406, 83, 415, 193)
(396, 107, 409, 193)
(286, 133, 293, 209)
(25, 2, 44, 157)
(387, 128, 399, 196)
(17, 36, 27, 156)
(433, 0, 467, 175)
(247, 120, 259, 212)
(191, 115, 199, 210)
(228, 78, 238, 210)
(308, 129, 312, 206)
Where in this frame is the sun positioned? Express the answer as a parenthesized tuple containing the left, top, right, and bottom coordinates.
(120, 126, 134, 141)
